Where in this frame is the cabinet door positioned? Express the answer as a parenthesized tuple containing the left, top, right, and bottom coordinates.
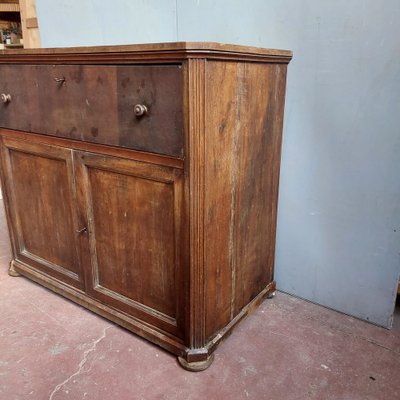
(74, 151, 185, 339)
(0, 136, 85, 289)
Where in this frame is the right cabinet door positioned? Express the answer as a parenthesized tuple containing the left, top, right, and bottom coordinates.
(74, 151, 185, 339)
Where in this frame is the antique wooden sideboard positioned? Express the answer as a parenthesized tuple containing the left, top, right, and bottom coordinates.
(0, 42, 292, 370)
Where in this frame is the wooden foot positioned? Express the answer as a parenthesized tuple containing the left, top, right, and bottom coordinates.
(8, 261, 21, 277)
(177, 353, 215, 372)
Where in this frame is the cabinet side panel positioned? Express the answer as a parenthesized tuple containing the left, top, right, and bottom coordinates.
(233, 63, 287, 315)
(204, 61, 288, 337)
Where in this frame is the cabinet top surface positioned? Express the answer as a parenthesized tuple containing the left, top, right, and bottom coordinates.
(0, 42, 292, 63)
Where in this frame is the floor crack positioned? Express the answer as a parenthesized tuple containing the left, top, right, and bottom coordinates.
(48, 326, 111, 400)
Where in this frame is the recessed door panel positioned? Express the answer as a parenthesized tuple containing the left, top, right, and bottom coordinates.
(0, 137, 84, 288)
(75, 151, 184, 338)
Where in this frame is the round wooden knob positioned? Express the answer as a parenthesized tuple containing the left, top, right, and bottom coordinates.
(1, 93, 11, 103)
(133, 104, 148, 117)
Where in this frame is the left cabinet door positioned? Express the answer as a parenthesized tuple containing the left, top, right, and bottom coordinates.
(0, 136, 85, 290)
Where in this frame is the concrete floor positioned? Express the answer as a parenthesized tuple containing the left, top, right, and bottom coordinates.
(0, 207, 399, 400)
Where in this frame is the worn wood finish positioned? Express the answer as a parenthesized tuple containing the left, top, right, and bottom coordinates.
(0, 137, 84, 289)
(0, 42, 292, 64)
(0, 128, 184, 169)
(11, 258, 187, 354)
(233, 64, 287, 314)
(186, 58, 207, 355)
(0, 64, 183, 157)
(203, 62, 288, 338)
(74, 151, 185, 338)
(0, 42, 291, 370)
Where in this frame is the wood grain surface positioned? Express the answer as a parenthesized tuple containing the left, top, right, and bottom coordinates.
(0, 137, 84, 289)
(0, 43, 291, 369)
(203, 61, 288, 339)
(0, 41, 292, 64)
(74, 151, 185, 338)
(0, 64, 184, 157)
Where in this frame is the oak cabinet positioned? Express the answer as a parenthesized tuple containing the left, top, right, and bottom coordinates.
(1, 137, 185, 337)
(0, 42, 292, 370)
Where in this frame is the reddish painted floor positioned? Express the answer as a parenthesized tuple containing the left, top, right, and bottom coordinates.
(0, 205, 399, 400)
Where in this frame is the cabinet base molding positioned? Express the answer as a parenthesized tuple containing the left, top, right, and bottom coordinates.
(10, 258, 187, 356)
(10, 257, 275, 370)
(8, 260, 21, 277)
(204, 281, 276, 357)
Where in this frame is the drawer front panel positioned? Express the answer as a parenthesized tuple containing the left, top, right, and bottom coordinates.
(0, 65, 183, 157)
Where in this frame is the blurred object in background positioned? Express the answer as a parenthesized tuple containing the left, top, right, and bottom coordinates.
(0, 1, 23, 48)
(0, 0, 40, 48)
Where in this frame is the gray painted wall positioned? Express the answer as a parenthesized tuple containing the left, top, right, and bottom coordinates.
(35, 0, 400, 327)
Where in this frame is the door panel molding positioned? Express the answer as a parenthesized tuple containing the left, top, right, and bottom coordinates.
(74, 150, 185, 338)
(0, 136, 84, 289)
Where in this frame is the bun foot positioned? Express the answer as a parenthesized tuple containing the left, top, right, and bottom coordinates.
(266, 290, 276, 299)
(8, 261, 21, 277)
(178, 353, 215, 372)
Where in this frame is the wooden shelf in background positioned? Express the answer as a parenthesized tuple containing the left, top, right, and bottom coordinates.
(19, 0, 40, 48)
(3, 43, 23, 48)
(0, 3, 20, 12)
(1, 1, 40, 48)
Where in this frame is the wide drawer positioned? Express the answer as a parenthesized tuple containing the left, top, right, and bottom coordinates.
(0, 64, 184, 157)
